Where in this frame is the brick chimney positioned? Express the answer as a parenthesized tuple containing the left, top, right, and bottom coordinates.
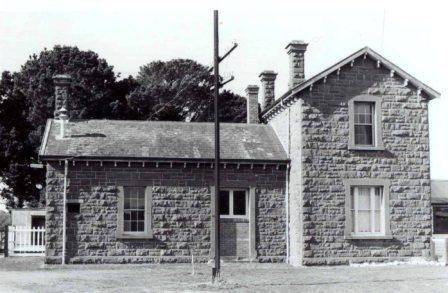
(259, 71, 277, 111)
(245, 85, 259, 124)
(53, 74, 72, 119)
(285, 40, 308, 89)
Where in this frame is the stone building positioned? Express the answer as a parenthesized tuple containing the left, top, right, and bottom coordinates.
(40, 78, 288, 263)
(39, 41, 440, 265)
(265, 42, 439, 265)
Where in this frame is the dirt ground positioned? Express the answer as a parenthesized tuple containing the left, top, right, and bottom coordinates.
(1, 257, 448, 292)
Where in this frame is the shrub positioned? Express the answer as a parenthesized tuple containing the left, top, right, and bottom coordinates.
(0, 211, 10, 231)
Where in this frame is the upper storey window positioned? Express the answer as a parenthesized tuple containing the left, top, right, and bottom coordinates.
(354, 102, 374, 146)
(349, 95, 383, 150)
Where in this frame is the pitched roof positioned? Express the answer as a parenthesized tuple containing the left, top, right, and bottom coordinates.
(432, 180, 448, 204)
(262, 47, 440, 119)
(39, 119, 288, 163)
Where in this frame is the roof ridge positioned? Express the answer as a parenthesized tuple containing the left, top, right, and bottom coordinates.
(262, 46, 440, 119)
(58, 119, 270, 127)
(40, 119, 288, 162)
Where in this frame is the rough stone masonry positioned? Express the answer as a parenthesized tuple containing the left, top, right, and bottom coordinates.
(45, 162, 286, 264)
(268, 56, 432, 265)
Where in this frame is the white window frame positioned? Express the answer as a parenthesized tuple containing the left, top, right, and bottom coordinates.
(344, 179, 391, 239)
(116, 186, 153, 239)
(351, 186, 384, 236)
(353, 102, 375, 146)
(348, 95, 384, 151)
(123, 187, 146, 234)
(219, 189, 249, 219)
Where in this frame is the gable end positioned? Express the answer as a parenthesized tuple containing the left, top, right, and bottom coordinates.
(263, 47, 440, 122)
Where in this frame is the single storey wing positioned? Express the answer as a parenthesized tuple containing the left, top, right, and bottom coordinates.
(39, 119, 288, 163)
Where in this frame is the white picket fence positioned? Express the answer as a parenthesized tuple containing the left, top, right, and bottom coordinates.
(8, 226, 46, 256)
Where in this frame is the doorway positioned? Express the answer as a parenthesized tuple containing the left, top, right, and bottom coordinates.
(31, 215, 45, 228)
(219, 189, 249, 259)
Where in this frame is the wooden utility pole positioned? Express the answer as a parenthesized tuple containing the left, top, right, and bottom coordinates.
(212, 9, 221, 280)
(211, 10, 237, 281)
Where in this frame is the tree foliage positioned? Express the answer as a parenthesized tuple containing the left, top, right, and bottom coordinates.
(0, 46, 131, 207)
(0, 71, 40, 207)
(0, 49, 247, 207)
(0, 211, 11, 231)
(128, 59, 246, 122)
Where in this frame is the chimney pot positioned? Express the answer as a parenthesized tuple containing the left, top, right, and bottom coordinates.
(245, 85, 259, 124)
(53, 74, 72, 119)
(58, 107, 68, 138)
(259, 71, 277, 111)
(285, 40, 308, 89)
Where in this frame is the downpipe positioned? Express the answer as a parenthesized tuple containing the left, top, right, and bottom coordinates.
(61, 159, 68, 265)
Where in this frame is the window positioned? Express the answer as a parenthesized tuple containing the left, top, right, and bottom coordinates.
(67, 202, 80, 214)
(350, 186, 383, 235)
(123, 187, 145, 232)
(348, 95, 383, 150)
(344, 179, 391, 239)
(117, 186, 152, 238)
(354, 102, 374, 146)
(219, 190, 248, 218)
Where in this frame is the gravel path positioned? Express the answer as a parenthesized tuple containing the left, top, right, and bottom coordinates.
(1, 257, 448, 292)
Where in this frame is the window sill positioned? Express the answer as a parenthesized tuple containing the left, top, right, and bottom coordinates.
(220, 217, 249, 223)
(348, 146, 385, 151)
(345, 235, 393, 240)
(116, 233, 153, 239)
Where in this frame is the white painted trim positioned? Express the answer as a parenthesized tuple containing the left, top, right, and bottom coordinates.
(345, 180, 391, 238)
(38, 119, 52, 157)
(285, 164, 290, 264)
(116, 186, 153, 239)
(249, 187, 257, 261)
(353, 187, 358, 234)
(348, 95, 384, 150)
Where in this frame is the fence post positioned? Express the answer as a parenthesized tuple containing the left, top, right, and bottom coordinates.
(4, 225, 8, 257)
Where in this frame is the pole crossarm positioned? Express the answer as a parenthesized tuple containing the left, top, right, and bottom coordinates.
(219, 43, 238, 62)
(208, 43, 238, 73)
(220, 75, 234, 87)
(210, 75, 234, 91)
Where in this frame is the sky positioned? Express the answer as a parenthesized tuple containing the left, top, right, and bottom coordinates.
(1, 0, 447, 179)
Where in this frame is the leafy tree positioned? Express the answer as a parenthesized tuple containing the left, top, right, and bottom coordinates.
(17, 45, 117, 125)
(214, 90, 247, 123)
(0, 51, 248, 208)
(127, 59, 246, 122)
(0, 46, 125, 207)
(0, 71, 39, 207)
(109, 75, 139, 119)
